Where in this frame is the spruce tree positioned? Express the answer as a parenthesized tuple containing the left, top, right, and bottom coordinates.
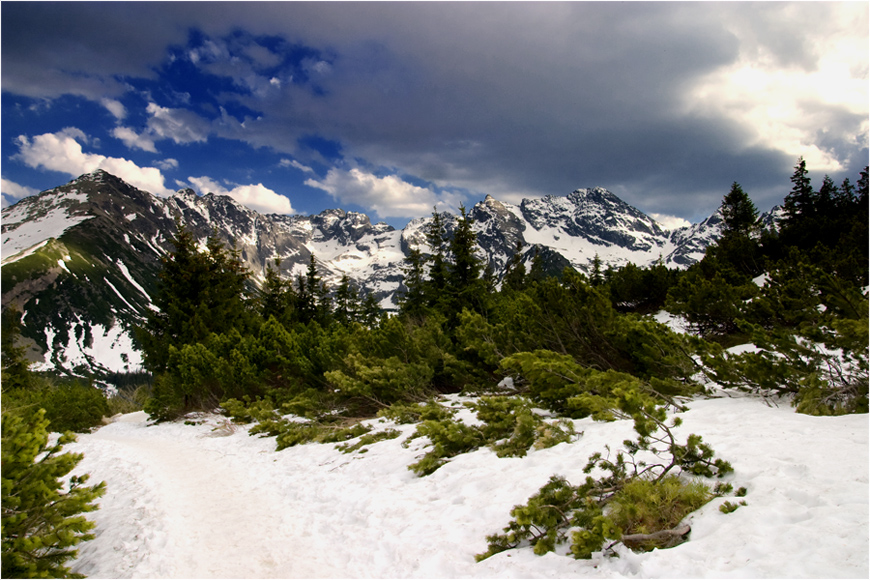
(259, 258, 296, 326)
(359, 292, 384, 328)
(817, 175, 838, 216)
(137, 225, 253, 373)
(783, 156, 815, 222)
(503, 240, 527, 292)
(719, 182, 758, 238)
(446, 204, 485, 314)
(334, 274, 361, 327)
(424, 208, 449, 306)
(296, 254, 330, 325)
(399, 246, 428, 318)
(713, 182, 762, 277)
(589, 254, 604, 287)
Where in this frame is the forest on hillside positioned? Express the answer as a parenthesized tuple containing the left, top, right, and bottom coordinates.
(3, 157, 868, 577)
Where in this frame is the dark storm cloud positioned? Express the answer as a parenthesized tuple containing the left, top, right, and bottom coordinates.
(2, 2, 866, 221)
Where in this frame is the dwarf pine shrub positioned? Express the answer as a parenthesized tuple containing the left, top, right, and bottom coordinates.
(2, 408, 106, 578)
(337, 429, 401, 453)
(406, 396, 579, 476)
(477, 386, 731, 561)
(377, 399, 456, 424)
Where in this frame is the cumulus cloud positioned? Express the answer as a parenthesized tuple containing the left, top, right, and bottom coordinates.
(186, 176, 294, 214)
(14, 129, 174, 196)
(305, 167, 461, 218)
(649, 213, 692, 231)
(1, 178, 40, 208)
(2, 3, 866, 221)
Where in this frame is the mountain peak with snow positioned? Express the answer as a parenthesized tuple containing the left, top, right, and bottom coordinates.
(2, 170, 732, 376)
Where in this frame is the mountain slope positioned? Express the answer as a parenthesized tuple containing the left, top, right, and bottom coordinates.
(2, 171, 727, 376)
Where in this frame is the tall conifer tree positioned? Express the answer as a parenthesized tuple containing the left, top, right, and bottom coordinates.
(137, 225, 252, 373)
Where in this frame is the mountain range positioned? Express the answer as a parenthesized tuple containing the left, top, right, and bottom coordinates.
(1, 169, 731, 377)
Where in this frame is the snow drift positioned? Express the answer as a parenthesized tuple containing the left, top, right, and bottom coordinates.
(68, 395, 868, 578)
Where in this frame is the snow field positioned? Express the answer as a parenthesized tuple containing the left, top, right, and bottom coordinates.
(68, 396, 868, 578)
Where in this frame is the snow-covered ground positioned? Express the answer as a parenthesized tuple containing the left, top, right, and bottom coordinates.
(67, 395, 868, 579)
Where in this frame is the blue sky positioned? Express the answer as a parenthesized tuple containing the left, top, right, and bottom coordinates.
(2, 2, 867, 229)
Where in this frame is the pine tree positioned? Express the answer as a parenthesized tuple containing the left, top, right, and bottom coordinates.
(503, 239, 527, 292)
(399, 246, 428, 318)
(589, 254, 604, 287)
(719, 182, 758, 238)
(2, 408, 106, 578)
(446, 204, 485, 315)
(424, 208, 449, 306)
(259, 258, 296, 326)
(136, 225, 254, 374)
(359, 292, 384, 328)
(334, 274, 361, 327)
(783, 156, 815, 222)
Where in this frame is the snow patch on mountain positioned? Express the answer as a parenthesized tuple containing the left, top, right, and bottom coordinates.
(2, 171, 735, 375)
(34, 319, 143, 375)
(1, 205, 91, 257)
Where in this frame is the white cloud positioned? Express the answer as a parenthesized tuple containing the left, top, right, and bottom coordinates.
(687, 3, 868, 172)
(157, 158, 179, 170)
(101, 98, 126, 120)
(14, 129, 174, 196)
(1, 178, 40, 208)
(650, 213, 691, 231)
(187, 176, 294, 215)
(145, 103, 210, 144)
(280, 158, 315, 174)
(305, 167, 461, 218)
(112, 126, 158, 153)
(109, 103, 212, 154)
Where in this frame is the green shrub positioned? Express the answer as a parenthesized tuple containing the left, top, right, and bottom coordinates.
(606, 476, 712, 551)
(377, 399, 455, 424)
(325, 354, 434, 409)
(405, 396, 579, 475)
(1, 408, 106, 578)
(719, 500, 746, 514)
(4, 379, 110, 434)
(274, 421, 326, 450)
(408, 420, 485, 476)
(533, 418, 578, 450)
(319, 423, 372, 444)
(337, 429, 401, 453)
(478, 387, 730, 561)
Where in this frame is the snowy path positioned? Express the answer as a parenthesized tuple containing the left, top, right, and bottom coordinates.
(70, 413, 344, 578)
(68, 398, 868, 579)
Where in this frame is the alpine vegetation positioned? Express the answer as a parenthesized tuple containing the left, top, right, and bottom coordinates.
(1, 158, 867, 577)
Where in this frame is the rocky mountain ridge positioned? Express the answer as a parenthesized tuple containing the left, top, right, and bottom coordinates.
(2, 170, 731, 376)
